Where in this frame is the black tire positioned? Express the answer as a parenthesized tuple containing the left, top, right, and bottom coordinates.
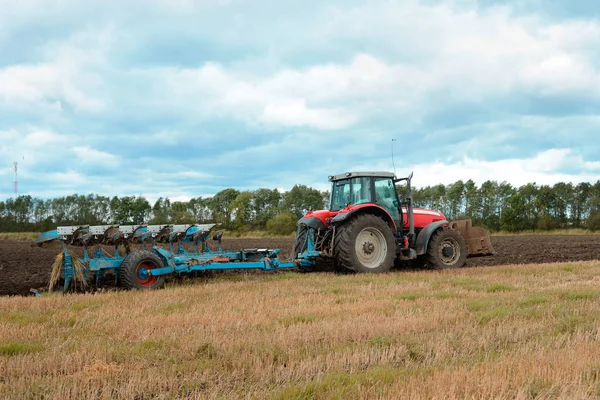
(120, 251, 166, 290)
(333, 213, 395, 273)
(294, 226, 308, 258)
(293, 226, 330, 272)
(425, 228, 467, 269)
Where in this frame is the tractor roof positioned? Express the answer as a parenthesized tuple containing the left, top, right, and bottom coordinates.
(328, 171, 396, 182)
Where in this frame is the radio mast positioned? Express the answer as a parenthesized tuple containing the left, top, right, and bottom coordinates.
(13, 161, 18, 196)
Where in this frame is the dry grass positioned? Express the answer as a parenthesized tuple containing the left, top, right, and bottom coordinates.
(0, 232, 40, 241)
(2, 261, 600, 399)
(223, 230, 297, 238)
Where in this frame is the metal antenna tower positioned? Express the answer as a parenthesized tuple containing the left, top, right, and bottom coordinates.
(13, 161, 18, 196)
(391, 139, 397, 176)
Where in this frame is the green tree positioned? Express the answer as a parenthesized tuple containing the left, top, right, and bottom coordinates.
(252, 188, 282, 228)
(208, 188, 240, 229)
(500, 193, 527, 232)
(282, 185, 324, 218)
(446, 180, 465, 220)
(151, 197, 171, 223)
(518, 183, 539, 230)
(171, 201, 194, 223)
(572, 182, 591, 227)
(230, 191, 254, 230)
(266, 212, 297, 235)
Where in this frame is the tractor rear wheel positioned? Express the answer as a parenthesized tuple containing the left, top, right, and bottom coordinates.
(294, 226, 308, 258)
(120, 251, 166, 290)
(425, 228, 467, 269)
(333, 214, 395, 273)
(294, 226, 312, 272)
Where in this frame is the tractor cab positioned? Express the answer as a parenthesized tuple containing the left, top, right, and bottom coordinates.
(329, 172, 401, 229)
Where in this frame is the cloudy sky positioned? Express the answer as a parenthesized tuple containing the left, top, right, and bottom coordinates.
(0, 0, 599, 201)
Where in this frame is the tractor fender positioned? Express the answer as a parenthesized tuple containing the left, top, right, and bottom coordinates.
(330, 205, 397, 231)
(414, 220, 449, 256)
(297, 217, 327, 231)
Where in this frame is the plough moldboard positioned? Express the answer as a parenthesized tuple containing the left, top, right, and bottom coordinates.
(35, 224, 296, 292)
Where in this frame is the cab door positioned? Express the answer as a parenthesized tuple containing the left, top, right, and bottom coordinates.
(374, 177, 401, 230)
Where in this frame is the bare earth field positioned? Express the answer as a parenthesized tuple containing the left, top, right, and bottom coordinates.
(1, 236, 600, 296)
(1, 259, 600, 398)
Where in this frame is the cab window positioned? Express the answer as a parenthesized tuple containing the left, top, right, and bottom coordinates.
(374, 178, 399, 214)
(330, 177, 374, 211)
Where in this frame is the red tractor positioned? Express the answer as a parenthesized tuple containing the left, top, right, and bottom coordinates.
(294, 171, 494, 272)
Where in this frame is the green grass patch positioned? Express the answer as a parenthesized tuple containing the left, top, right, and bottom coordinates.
(466, 299, 512, 325)
(68, 300, 101, 312)
(555, 315, 597, 335)
(486, 284, 515, 293)
(369, 336, 396, 347)
(278, 314, 317, 327)
(395, 293, 420, 301)
(274, 365, 425, 400)
(0, 232, 40, 241)
(451, 277, 485, 292)
(160, 301, 189, 315)
(433, 291, 464, 299)
(519, 295, 548, 307)
(0, 342, 43, 356)
(334, 297, 358, 304)
(466, 298, 497, 312)
(0, 311, 49, 326)
(557, 290, 600, 301)
(196, 342, 219, 360)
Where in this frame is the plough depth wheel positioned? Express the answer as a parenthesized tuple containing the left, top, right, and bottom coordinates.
(120, 251, 166, 290)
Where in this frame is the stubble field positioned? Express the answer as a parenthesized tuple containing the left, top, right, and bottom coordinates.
(1, 260, 600, 398)
(1, 235, 600, 399)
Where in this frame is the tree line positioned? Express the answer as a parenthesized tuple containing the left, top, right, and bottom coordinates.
(407, 179, 600, 232)
(1, 180, 599, 234)
(0, 185, 326, 235)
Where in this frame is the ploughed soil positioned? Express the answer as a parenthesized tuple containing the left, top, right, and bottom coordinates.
(1, 236, 600, 296)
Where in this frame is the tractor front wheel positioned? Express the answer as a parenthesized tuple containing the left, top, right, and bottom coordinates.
(333, 214, 395, 273)
(120, 251, 166, 290)
(425, 228, 467, 269)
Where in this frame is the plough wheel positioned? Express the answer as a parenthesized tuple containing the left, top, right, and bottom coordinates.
(120, 251, 166, 290)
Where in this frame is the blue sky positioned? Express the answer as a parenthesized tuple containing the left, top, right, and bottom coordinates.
(0, 0, 599, 201)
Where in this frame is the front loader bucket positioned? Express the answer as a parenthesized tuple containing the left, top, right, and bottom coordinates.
(450, 219, 495, 256)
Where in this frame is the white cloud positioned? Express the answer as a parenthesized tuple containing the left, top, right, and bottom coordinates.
(43, 171, 87, 185)
(388, 149, 600, 188)
(0, 27, 111, 113)
(259, 99, 356, 130)
(0, 1, 599, 200)
(149, 5, 600, 130)
(73, 146, 119, 164)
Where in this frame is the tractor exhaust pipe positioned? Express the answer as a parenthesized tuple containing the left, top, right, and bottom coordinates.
(396, 172, 415, 246)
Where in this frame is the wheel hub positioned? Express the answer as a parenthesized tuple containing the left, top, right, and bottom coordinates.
(355, 227, 388, 269)
(442, 246, 453, 258)
(439, 238, 460, 265)
(362, 241, 375, 254)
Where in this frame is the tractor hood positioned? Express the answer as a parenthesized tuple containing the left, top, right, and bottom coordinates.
(299, 206, 446, 230)
(402, 207, 446, 229)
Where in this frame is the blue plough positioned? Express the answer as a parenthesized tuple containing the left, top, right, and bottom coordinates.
(35, 224, 308, 291)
